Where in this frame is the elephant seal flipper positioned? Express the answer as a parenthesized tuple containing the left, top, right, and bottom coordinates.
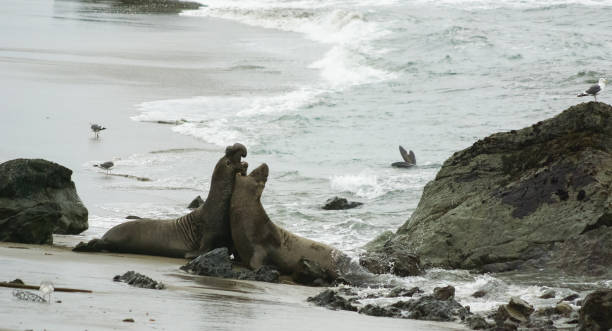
(73, 143, 248, 258)
(393, 145, 415, 168)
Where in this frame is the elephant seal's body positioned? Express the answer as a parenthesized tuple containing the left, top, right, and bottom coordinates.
(73, 143, 248, 258)
(230, 163, 346, 281)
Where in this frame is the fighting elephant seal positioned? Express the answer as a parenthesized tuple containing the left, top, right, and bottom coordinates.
(230, 163, 348, 282)
(73, 143, 248, 258)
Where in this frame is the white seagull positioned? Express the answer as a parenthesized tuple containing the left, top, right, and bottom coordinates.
(577, 77, 607, 101)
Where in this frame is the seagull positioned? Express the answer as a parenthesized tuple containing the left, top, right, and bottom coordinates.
(577, 78, 607, 101)
(94, 161, 114, 174)
(90, 123, 106, 139)
(39, 281, 54, 303)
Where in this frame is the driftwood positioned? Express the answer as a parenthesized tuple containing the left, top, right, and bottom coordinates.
(0, 282, 92, 293)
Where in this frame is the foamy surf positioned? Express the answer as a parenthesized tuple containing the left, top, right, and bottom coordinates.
(182, 1, 395, 89)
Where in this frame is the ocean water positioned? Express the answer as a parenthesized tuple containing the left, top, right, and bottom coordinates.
(82, 0, 612, 314)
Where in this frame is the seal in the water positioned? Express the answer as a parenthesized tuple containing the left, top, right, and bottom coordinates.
(230, 163, 347, 281)
(73, 143, 248, 258)
(391, 145, 416, 168)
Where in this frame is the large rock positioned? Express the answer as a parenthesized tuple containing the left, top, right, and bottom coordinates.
(579, 289, 612, 331)
(0, 159, 88, 244)
(366, 102, 612, 276)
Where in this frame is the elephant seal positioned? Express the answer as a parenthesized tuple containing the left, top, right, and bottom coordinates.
(391, 145, 416, 168)
(230, 163, 348, 282)
(73, 143, 248, 258)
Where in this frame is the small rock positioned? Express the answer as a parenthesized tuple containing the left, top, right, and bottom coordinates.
(495, 304, 528, 325)
(187, 196, 204, 209)
(322, 197, 363, 210)
(465, 315, 490, 330)
(180, 247, 233, 278)
(253, 265, 280, 283)
(508, 297, 534, 317)
(472, 290, 487, 298)
(392, 295, 469, 322)
(113, 271, 165, 290)
(358, 304, 400, 317)
(387, 286, 423, 298)
(359, 251, 422, 277)
(555, 302, 573, 316)
(122, 318, 134, 323)
(559, 293, 579, 303)
(307, 289, 357, 312)
(540, 289, 556, 299)
(433, 285, 455, 300)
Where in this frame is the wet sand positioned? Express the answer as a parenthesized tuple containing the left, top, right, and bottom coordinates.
(0, 241, 466, 331)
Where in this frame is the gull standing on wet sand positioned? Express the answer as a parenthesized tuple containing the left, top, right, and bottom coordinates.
(90, 123, 106, 139)
(577, 78, 607, 101)
(94, 161, 114, 174)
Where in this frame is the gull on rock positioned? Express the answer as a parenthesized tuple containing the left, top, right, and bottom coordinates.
(577, 78, 607, 101)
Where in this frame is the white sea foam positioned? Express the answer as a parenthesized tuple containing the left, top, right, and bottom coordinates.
(329, 169, 434, 200)
(410, 0, 612, 9)
(330, 171, 383, 199)
(182, 1, 394, 89)
(132, 88, 326, 146)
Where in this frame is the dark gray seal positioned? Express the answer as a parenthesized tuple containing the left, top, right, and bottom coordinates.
(73, 143, 248, 258)
(230, 163, 348, 281)
(391, 145, 416, 168)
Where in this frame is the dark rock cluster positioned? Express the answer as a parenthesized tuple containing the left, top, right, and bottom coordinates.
(180, 247, 280, 283)
(0, 159, 88, 244)
(113, 271, 165, 290)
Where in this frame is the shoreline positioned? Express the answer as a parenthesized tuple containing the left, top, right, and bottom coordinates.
(0, 0, 326, 215)
(0, 242, 466, 331)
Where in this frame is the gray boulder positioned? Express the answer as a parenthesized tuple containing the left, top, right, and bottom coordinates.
(0, 159, 88, 244)
(579, 289, 612, 331)
(365, 102, 612, 276)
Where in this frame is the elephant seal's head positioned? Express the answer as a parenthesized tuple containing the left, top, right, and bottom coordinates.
(209, 143, 248, 190)
(233, 163, 269, 202)
(222, 142, 248, 173)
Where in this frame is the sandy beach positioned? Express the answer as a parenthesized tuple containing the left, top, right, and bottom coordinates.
(0, 240, 466, 331)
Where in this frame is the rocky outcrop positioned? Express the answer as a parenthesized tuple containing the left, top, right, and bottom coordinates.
(0, 159, 88, 244)
(579, 289, 612, 331)
(366, 102, 612, 276)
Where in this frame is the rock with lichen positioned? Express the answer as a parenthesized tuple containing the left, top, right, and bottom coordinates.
(365, 102, 612, 277)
